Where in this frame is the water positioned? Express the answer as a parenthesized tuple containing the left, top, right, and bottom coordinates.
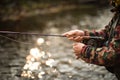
(0, 5, 118, 80)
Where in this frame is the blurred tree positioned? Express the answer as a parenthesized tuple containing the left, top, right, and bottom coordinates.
(0, 0, 108, 31)
(0, 0, 108, 21)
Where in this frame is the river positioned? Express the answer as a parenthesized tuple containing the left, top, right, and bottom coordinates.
(0, 4, 118, 80)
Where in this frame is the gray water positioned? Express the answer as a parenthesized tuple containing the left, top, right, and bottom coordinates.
(0, 6, 118, 80)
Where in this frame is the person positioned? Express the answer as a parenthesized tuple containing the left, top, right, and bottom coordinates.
(63, 0, 120, 79)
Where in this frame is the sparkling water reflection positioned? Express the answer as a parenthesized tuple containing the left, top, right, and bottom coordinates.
(21, 38, 57, 79)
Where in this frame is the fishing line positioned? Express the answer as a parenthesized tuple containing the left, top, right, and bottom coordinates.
(0, 31, 65, 37)
(0, 34, 33, 44)
(0, 31, 65, 45)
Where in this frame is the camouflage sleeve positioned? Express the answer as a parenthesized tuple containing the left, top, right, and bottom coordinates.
(84, 29, 108, 39)
(83, 26, 110, 47)
(80, 45, 116, 66)
(84, 25, 109, 39)
(80, 26, 117, 66)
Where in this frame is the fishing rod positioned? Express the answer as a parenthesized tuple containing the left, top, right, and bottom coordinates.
(0, 31, 104, 45)
(0, 31, 103, 39)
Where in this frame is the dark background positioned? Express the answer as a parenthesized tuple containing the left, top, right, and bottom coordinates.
(0, 0, 109, 31)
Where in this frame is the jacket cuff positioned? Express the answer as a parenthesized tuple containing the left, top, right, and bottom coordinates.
(80, 45, 92, 59)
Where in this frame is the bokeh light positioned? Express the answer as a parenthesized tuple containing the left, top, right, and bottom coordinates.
(45, 59, 55, 67)
(21, 38, 56, 79)
(37, 38, 45, 45)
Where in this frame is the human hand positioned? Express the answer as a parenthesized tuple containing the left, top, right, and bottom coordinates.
(62, 30, 85, 42)
(73, 43, 85, 58)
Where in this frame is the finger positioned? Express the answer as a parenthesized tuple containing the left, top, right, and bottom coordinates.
(73, 45, 81, 58)
(62, 33, 69, 37)
(68, 37, 74, 40)
(73, 50, 78, 55)
(63, 31, 73, 36)
(67, 34, 76, 38)
(73, 45, 79, 53)
(73, 43, 78, 46)
(79, 36, 84, 40)
(74, 36, 81, 42)
(74, 51, 81, 59)
(63, 33, 75, 38)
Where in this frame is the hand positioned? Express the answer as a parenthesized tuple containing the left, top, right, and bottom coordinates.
(73, 43, 85, 58)
(62, 30, 85, 42)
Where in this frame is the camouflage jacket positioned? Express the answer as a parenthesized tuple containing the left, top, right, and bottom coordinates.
(80, 25, 120, 66)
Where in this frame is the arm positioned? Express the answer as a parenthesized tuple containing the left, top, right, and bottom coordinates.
(72, 26, 116, 66)
(80, 25, 117, 66)
(63, 26, 116, 66)
(78, 45, 116, 66)
(62, 28, 108, 43)
(84, 25, 109, 41)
